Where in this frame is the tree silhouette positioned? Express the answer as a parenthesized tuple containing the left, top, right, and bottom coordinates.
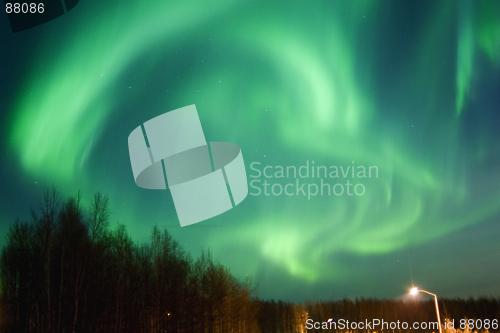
(0, 190, 260, 333)
(1, 189, 498, 333)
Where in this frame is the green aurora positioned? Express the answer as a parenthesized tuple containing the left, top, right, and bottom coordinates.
(2, 0, 500, 300)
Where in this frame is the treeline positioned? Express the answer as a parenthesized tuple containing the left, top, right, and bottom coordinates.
(0, 190, 262, 333)
(1, 190, 499, 333)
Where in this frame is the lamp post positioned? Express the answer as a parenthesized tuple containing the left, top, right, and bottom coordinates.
(411, 287, 443, 333)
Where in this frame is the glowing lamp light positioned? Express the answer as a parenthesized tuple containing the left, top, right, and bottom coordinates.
(409, 286, 442, 333)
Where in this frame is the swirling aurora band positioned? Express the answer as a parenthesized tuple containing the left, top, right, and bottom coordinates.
(4, 0, 500, 300)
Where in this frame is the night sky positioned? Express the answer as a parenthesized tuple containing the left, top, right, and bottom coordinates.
(1, 0, 500, 303)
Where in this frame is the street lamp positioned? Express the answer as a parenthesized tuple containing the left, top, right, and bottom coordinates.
(410, 287, 443, 333)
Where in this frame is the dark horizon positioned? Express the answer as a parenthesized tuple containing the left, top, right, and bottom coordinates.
(1, 190, 499, 333)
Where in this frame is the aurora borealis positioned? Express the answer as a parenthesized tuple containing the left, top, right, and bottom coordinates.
(1, 0, 500, 302)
